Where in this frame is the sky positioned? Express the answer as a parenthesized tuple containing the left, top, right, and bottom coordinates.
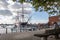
(0, 0, 49, 24)
(29, 11, 49, 24)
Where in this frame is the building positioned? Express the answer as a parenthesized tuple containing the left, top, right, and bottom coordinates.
(37, 16, 60, 29)
(48, 16, 60, 28)
(49, 16, 60, 26)
(0, 24, 14, 34)
(37, 23, 49, 30)
(20, 24, 37, 32)
(12, 23, 38, 32)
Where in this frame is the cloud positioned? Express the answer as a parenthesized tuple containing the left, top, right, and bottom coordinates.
(8, 2, 33, 13)
(8, 2, 32, 9)
(0, 10, 12, 16)
(8, 2, 21, 9)
(0, 0, 8, 6)
(7, 0, 14, 5)
(22, 2, 32, 8)
(0, 16, 15, 24)
(0, 0, 49, 24)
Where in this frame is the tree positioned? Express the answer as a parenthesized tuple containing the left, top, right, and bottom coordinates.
(13, 0, 60, 15)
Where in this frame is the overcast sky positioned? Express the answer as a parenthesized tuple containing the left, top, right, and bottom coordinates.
(0, 0, 49, 24)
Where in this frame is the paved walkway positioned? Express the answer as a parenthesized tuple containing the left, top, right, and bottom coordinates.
(0, 29, 60, 40)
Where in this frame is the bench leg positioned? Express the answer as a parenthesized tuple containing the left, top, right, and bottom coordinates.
(44, 37, 47, 40)
(41, 37, 47, 40)
(55, 34, 59, 40)
(55, 34, 59, 39)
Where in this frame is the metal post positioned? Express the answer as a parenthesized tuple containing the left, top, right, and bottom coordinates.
(22, 3, 24, 22)
(21, 3, 25, 32)
(6, 28, 7, 34)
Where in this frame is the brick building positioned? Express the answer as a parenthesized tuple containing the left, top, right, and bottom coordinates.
(38, 16, 60, 29)
(48, 16, 60, 26)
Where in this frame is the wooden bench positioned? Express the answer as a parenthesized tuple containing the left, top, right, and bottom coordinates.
(34, 28, 60, 40)
(34, 33, 50, 40)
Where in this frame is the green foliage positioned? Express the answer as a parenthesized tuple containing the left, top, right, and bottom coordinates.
(13, 0, 60, 15)
(13, 0, 25, 3)
(13, 0, 16, 1)
(19, 0, 25, 3)
(13, 0, 60, 10)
